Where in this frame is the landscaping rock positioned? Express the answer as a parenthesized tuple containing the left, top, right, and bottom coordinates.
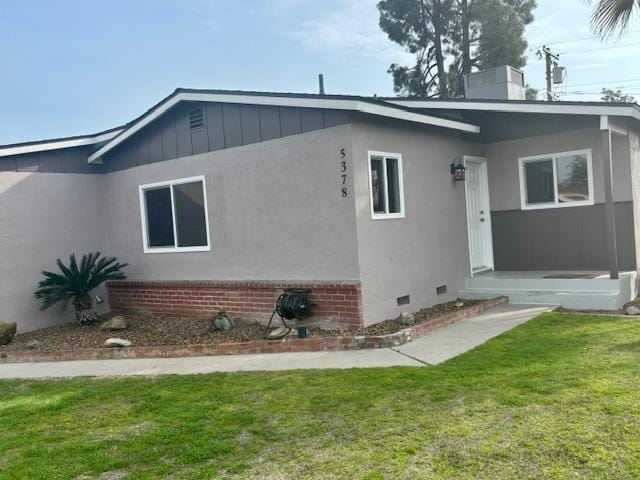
(26, 340, 42, 349)
(399, 312, 415, 326)
(625, 305, 640, 316)
(455, 301, 465, 308)
(104, 338, 132, 348)
(0, 322, 17, 345)
(100, 316, 129, 331)
(212, 311, 235, 331)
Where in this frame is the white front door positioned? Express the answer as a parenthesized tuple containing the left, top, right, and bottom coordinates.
(464, 156, 494, 274)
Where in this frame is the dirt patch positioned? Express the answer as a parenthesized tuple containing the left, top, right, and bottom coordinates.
(0, 299, 480, 352)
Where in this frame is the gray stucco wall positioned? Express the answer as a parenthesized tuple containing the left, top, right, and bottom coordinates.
(485, 127, 632, 212)
(103, 124, 360, 282)
(350, 118, 484, 325)
(484, 126, 636, 271)
(0, 172, 109, 332)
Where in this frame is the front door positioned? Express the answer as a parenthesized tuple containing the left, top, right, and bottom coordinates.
(464, 156, 494, 274)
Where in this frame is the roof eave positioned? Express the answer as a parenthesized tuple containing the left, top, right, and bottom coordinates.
(389, 99, 640, 121)
(87, 92, 479, 164)
(0, 128, 124, 158)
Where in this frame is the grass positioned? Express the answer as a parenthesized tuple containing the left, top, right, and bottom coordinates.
(1, 312, 639, 479)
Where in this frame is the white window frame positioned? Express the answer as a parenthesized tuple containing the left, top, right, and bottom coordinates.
(518, 149, 594, 211)
(367, 151, 406, 220)
(138, 175, 211, 254)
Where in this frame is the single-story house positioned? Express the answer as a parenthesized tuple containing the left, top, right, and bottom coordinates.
(2, 65, 640, 333)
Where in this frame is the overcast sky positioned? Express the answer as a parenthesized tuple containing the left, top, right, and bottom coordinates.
(1, 0, 639, 144)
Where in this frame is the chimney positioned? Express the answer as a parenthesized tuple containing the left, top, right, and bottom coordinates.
(318, 74, 325, 95)
(464, 65, 525, 100)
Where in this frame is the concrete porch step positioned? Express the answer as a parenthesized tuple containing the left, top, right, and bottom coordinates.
(460, 271, 637, 310)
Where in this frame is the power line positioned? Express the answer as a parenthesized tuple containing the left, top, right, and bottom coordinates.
(528, 28, 640, 51)
(560, 42, 640, 55)
(563, 77, 640, 88)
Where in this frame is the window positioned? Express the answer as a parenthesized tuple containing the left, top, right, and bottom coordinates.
(139, 176, 211, 253)
(519, 149, 593, 210)
(368, 151, 405, 219)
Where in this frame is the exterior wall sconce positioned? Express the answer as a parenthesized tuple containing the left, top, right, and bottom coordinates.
(450, 159, 466, 182)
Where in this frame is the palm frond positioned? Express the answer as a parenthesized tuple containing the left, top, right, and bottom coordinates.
(589, 0, 638, 37)
(34, 252, 127, 311)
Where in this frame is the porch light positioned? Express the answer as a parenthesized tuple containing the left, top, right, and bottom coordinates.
(450, 159, 466, 182)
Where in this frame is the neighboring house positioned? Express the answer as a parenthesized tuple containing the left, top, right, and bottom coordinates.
(2, 66, 640, 333)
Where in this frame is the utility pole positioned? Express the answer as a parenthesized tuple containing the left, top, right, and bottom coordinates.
(537, 46, 560, 101)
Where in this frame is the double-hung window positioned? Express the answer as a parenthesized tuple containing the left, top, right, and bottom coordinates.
(368, 151, 405, 219)
(519, 149, 594, 210)
(139, 175, 211, 253)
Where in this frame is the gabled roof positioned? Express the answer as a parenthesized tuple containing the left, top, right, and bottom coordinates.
(86, 89, 481, 163)
(386, 97, 640, 120)
(0, 126, 124, 158)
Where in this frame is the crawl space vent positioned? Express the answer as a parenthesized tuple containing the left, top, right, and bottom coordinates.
(189, 107, 205, 131)
(397, 295, 410, 307)
(436, 285, 447, 295)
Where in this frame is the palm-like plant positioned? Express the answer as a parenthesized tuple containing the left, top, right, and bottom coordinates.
(35, 253, 128, 326)
(589, 0, 639, 37)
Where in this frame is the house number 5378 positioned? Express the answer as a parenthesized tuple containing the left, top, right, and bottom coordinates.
(339, 148, 348, 198)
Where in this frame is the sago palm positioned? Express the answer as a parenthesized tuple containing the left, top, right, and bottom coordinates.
(589, 0, 640, 36)
(35, 252, 128, 326)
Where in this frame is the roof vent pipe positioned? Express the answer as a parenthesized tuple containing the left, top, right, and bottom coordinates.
(318, 74, 325, 95)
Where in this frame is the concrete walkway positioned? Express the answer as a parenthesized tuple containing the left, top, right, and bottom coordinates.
(0, 304, 553, 379)
(394, 303, 554, 364)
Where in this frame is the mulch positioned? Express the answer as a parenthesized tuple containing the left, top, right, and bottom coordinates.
(1, 298, 480, 352)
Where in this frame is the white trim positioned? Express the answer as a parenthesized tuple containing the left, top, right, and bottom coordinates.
(138, 175, 211, 254)
(464, 156, 494, 276)
(367, 150, 405, 220)
(600, 115, 629, 136)
(0, 129, 124, 158)
(518, 149, 594, 211)
(88, 92, 480, 163)
(389, 99, 640, 121)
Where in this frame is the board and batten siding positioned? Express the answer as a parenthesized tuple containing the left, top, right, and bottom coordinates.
(0, 146, 102, 174)
(485, 127, 637, 271)
(102, 102, 350, 172)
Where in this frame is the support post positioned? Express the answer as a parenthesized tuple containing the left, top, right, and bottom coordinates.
(601, 126, 619, 279)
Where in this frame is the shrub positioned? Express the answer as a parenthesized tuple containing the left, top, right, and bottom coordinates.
(35, 252, 128, 326)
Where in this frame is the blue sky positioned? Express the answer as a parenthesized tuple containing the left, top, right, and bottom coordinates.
(1, 0, 639, 144)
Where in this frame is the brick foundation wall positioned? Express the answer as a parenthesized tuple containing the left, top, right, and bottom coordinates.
(107, 280, 363, 328)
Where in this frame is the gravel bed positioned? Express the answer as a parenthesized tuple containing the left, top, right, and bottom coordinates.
(1, 299, 481, 352)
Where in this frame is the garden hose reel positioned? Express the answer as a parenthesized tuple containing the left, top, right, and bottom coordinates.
(264, 288, 312, 340)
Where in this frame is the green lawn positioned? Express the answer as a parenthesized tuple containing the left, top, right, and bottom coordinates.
(1, 313, 639, 479)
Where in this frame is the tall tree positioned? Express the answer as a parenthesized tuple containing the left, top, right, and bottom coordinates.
(379, 0, 453, 97)
(589, 0, 640, 37)
(379, 0, 537, 97)
(601, 88, 635, 103)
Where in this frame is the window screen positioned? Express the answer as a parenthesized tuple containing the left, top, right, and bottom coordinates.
(386, 157, 401, 214)
(370, 156, 385, 213)
(144, 187, 175, 247)
(141, 177, 209, 251)
(524, 159, 554, 205)
(173, 181, 208, 247)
